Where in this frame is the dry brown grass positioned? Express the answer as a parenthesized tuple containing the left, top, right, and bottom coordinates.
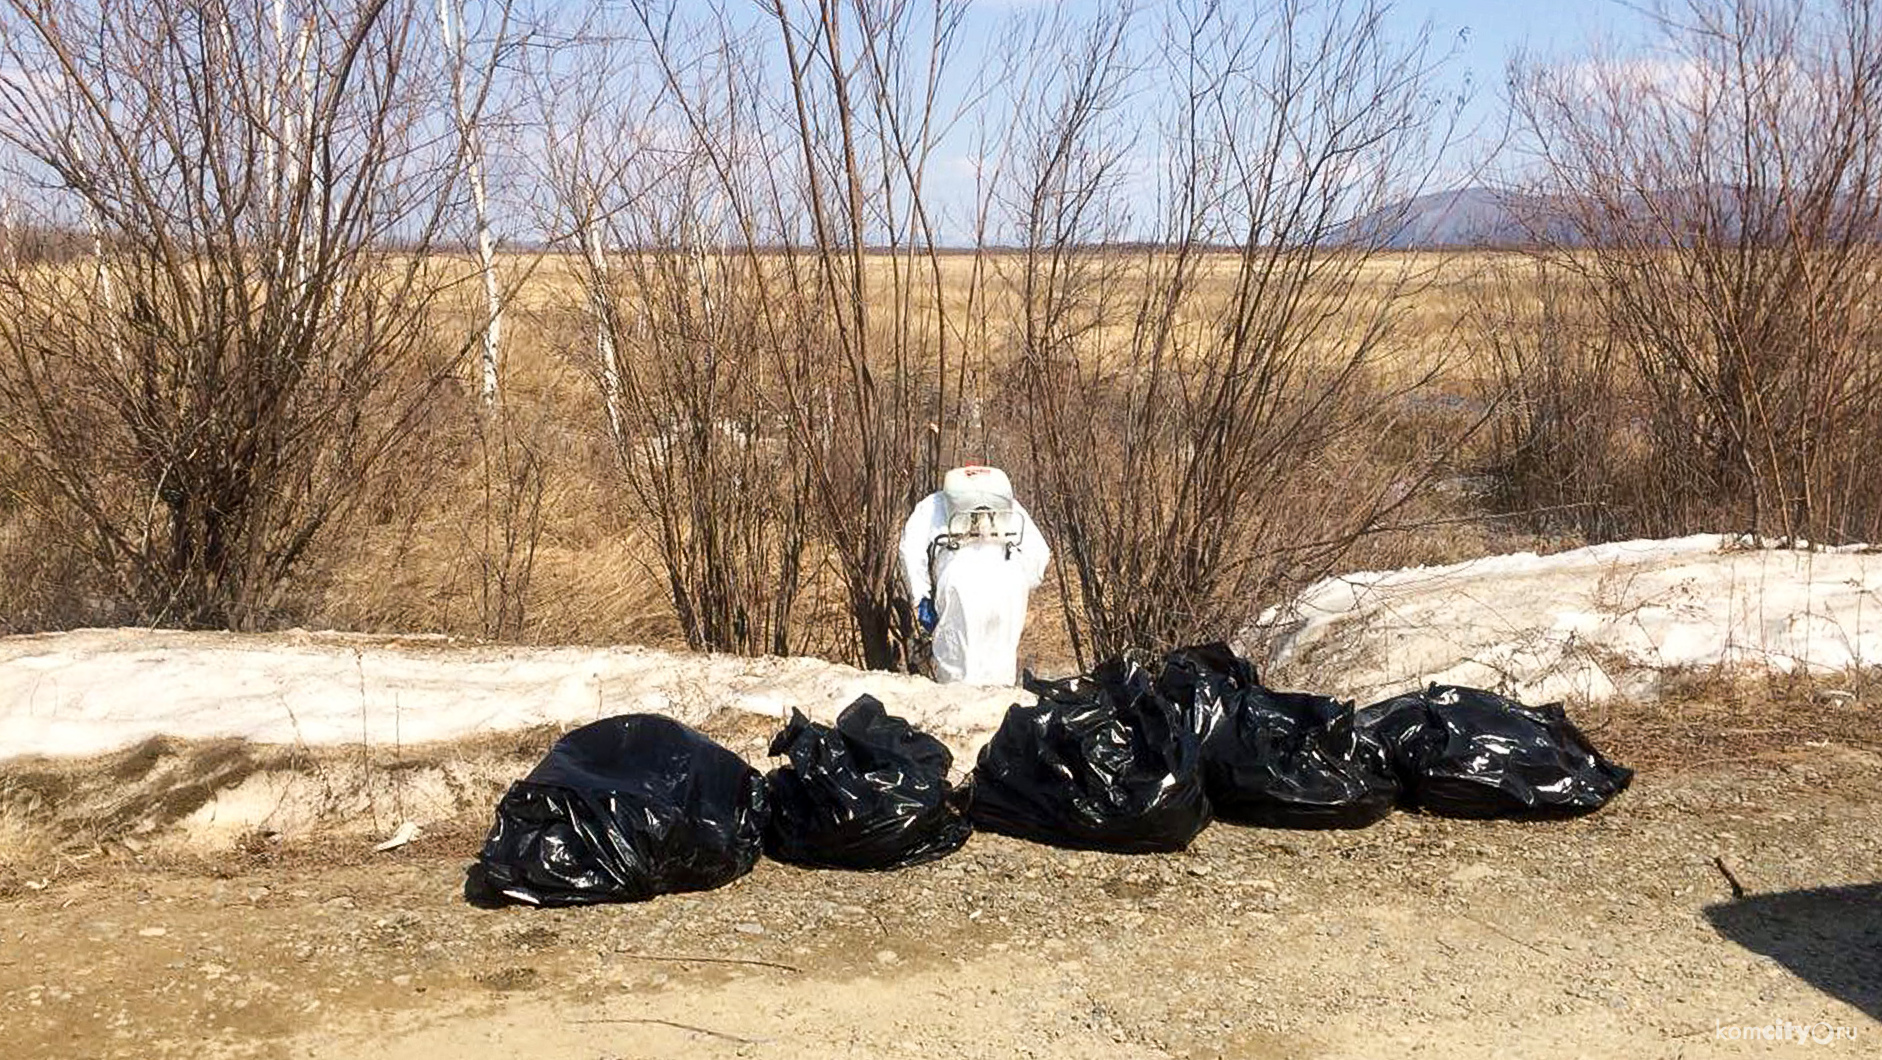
(1567, 665, 1882, 773)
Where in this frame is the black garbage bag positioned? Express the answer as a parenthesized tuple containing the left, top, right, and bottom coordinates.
(1200, 686, 1399, 829)
(1357, 684, 1633, 818)
(970, 658, 1211, 853)
(1157, 642, 1261, 745)
(1157, 643, 1398, 829)
(763, 696, 972, 870)
(475, 714, 768, 906)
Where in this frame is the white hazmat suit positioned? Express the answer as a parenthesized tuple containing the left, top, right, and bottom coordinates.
(898, 469, 1051, 686)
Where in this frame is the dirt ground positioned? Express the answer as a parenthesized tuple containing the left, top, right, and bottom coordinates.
(2, 711, 1879, 1059)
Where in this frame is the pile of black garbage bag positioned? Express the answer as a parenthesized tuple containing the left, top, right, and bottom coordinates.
(471, 643, 1632, 906)
(471, 697, 974, 906)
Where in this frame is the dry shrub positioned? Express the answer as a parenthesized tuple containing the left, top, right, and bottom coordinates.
(595, 252, 815, 658)
(1495, 0, 1882, 545)
(0, 1, 474, 630)
(535, 0, 978, 668)
(0, 447, 114, 632)
(1003, 1, 1477, 660)
(1474, 260, 1647, 542)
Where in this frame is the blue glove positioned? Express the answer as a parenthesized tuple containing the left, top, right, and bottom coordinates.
(917, 597, 938, 633)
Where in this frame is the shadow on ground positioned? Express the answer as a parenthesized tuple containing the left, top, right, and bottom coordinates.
(1705, 883, 1882, 1022)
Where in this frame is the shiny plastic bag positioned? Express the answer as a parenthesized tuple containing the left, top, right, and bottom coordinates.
(475, 714, 768, 906)
(1357, 684, 1633, 818)
(763, 696, 971, 870)
(1157, 642, 1260, 746)
(970, 659, 1211, 853)
(1158, 643, 1397, 829)
(1200, 686, 1399, 828)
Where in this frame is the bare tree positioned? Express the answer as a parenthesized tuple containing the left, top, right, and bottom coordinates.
(743, 0, 975, 669)
(539, 0, 975, 668)
(1001, 0, 1471, 661)
(1503, 0, 1882, 544)
(535, 16, 816, 657)
(0, 0, 477, 629)
(437, 0, 513, 405)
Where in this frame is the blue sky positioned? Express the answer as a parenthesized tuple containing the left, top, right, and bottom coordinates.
(957, 2, 1658, 79)
(900, 0, 1666, 239)
(1390, 0, 1660, 174)
(493, 1, 1670, 244)
(1401, 0, 1655, 60)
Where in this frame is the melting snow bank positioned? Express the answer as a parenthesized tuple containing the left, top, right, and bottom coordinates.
(8, 534, 1878, 764)
(1256, 534, 1882, 705)
(0, 628, 1027, 763)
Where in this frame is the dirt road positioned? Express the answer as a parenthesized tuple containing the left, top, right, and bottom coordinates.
(2, 735, 1878, 1060)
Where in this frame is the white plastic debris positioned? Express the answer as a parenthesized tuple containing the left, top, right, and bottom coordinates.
(372, 821, 422, 852)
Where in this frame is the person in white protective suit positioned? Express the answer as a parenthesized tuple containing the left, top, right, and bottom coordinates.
(898, 465, 1051, 685)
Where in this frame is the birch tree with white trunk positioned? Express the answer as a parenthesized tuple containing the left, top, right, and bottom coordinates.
(438, 0, 506, 405)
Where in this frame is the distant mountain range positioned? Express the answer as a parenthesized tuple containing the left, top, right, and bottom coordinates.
(1348, 183, 1873, 249)
(1335, 187, 1561, 249)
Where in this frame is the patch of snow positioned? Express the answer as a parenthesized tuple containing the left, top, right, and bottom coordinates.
(10, 535, 1877, 763)
(1256, 534, 1882, 704)
(0, 628, 1027, 763)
